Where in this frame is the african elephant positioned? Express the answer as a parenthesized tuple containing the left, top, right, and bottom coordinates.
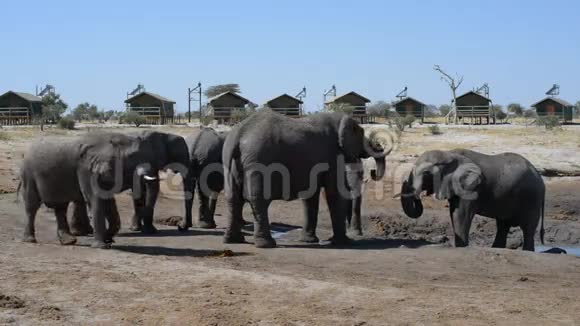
(19, 132, 158, 248)
(222, 111, 389, 248)
(127, 131, 193, 233)
(178, 127, 228, 231)
(69, 131, 194, 235)
(345, 129, 397, 236)
(400, 149, 545, 251)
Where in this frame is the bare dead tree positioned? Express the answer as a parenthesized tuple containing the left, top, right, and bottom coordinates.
(434, 65, 463, 124)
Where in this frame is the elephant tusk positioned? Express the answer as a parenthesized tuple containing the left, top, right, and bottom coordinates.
(143, 175, 158, 181)
(392, 192, 401, 199)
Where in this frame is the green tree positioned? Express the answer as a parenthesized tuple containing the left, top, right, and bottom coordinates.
(41, 93, 68, 122)
(204, 84, 241, 98)
(438, 104, 451, 117)
(491, 105, 507, 122)
(121, 111, 146, 127)
(507, 103, 524, 116)
(72, 102, 100, 121)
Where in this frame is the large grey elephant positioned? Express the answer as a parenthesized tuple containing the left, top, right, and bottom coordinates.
(19, 132, 158, 248)
(222, 111, 389, 248)
(127, 131, 193, 233)
(69, 131, 194, 235)
(178, 127, 228, 231)
(400, 149, 545, 251)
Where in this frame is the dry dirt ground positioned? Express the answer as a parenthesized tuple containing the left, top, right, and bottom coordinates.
(0, 124, 579, 325)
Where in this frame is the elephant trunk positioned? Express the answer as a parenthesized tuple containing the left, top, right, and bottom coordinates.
(365, 129, 397, 181)
(370, 156, 385, 181)
(167, 135, 195, 228)
(179, 156, 194, 228)
(400, 172, 423, 219)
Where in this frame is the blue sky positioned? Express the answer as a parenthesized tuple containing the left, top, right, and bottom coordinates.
(1, 0, 579, 113)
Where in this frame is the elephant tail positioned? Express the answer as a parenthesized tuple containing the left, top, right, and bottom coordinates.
(540, 197, 545, 245)
(223, 138, 244, 201)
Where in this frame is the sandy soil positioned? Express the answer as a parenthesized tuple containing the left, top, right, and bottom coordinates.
(0, 123, 579, 325)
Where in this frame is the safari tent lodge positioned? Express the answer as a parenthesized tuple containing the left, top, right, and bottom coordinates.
(264, 94, 302, 117)
(394, 97, 426, 123)
(125, 92, 176, 125)
(454, 91, 494, 124)
(325, 91, 370, 123)
(207, 91, 252, 124)
(531, 97, 574, 123)
(0, 91, 42, 125)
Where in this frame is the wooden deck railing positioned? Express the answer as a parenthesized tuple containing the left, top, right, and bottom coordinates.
(0, 107, 31, 125)
(128, 107, 173, 125)
(271, 108, 301, 117)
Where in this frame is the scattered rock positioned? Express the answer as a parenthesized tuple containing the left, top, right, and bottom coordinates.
(0, 294, 26, 309)
(517, 276, 529, 282)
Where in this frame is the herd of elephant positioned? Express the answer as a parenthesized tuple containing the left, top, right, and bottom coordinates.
(18, 111, 546, 251)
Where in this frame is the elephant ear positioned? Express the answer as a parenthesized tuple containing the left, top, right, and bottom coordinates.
(338, 115, 363, 160)
(437, 162, 482, 200)
(78, 138, 121, 179)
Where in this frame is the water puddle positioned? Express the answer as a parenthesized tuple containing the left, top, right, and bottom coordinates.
(536, 246, 580, 257)
(243, 223, 301, 240)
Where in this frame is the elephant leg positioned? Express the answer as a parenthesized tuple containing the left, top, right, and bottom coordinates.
(179, 177, 196, 232)
(105, 198, 121, 243)
(300, 189, 320, 243)
(511, 206, 541, 252)
(54, 202, 77, 245)
(22, 183, 40, 243)
(130, 193, 144, 232)
(209, 194, 218, 220)
(223, 196, 245, 244)
(519, 211, 540, 252)
(70, 200, 93, 236)
(249, 199, 276, 248)
(345, 198, 353, 229)
(350, 195, 363, 236)
(325, 190, 351, 246)
(91, 198, 111, 249)
(521, 225, 536, 252)
(140, 180, 160, 234)
(198, 185, 217, 229)
(492, 219, 510, 248)
(449, 198, 476, 247)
